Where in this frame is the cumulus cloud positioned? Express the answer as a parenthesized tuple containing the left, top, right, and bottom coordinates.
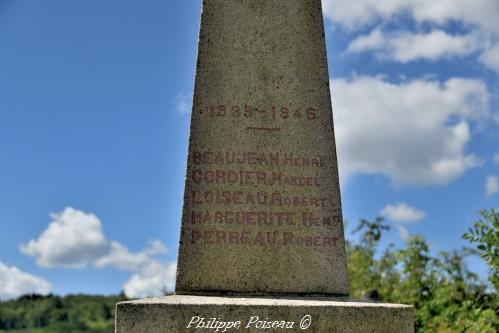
(347, 29, 482, 62)
(332, 76, 489, 185)
(322, 0, 405, 29)
(394, 225, 410, 241)
(381, 203, 425, 240)
(322, 0, 499, 72)
(96, 240, 176, 299)
(21, 207, 176, 298)
(322, 0, 499, 33)
(123, 261, 177, 299)
(485, 175, 499, 197)
(95, 240, 167, 271)
(0, 262, 52, 301)
(346, 28, 385, 53)
(381, 203, 426, 223)
(20, 208, 109, 268)
(480, 43, 499, 73)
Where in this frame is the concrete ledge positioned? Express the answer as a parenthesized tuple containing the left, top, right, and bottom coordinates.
(116, 295, 414, 332)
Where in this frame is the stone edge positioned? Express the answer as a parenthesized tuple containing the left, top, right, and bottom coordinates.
(116, 295, 413, 309)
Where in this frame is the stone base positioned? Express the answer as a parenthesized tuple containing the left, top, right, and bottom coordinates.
(116, 295, 413, 332)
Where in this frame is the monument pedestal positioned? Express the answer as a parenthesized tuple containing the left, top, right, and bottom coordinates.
(116, 295, 413, 332)
(116, 1, 414, 332)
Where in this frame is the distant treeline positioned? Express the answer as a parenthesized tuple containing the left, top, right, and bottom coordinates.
(1, 209, 497, 333)
(0, 294, 127, 333)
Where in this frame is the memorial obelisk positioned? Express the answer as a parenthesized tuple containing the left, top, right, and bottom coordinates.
(116, 1, 413, 331)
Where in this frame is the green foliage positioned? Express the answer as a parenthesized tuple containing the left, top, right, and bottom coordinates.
(352, 216, 391, 248)
(0, 294, 127, 333)
(1, 210, 497, 332)
(463, 208, 499, 290)
(348, 216, 396, 300)
(348, 212, 499, 333)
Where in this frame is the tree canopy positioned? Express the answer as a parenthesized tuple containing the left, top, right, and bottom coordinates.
(1, 209, 497, 332)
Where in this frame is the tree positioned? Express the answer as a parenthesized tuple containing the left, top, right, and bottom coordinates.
(463, 208, 499, 290)
(347, 212, 498, 332)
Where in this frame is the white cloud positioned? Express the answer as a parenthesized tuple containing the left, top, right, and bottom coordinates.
(96, 240, 175, 298)
(21, 207, 176, 298)
(20, 208, 109, 268)
(346, 28, 385, 52)
(0, 262, 52, 301)
(395, 225, 410, 241)
(176, 92, 192, 114)
(322, 0, 406, 29)
(322, 0, 499, 34)
(485, 175, 499, 197)
(408, 0, 499, 34)
(381, 203, 425, 240)
(480, 43, 499, 73)
(323, 0, 499, 71)
(95, 239, 175, 299)
(347, 29, 482, 63)
(123, 261, 176, 299)
(332, 76, 489, 185)
(381, 203, 426, 223)
(95, 240, 167, 271)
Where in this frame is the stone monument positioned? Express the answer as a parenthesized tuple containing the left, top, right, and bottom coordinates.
(116, 0, 414, 331)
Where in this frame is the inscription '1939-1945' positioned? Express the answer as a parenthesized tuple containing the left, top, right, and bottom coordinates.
(202, 104, 318, 121)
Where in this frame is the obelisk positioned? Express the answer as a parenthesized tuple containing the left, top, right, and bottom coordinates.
(175, 0, 348, 296)
(116, 1, 413, 331)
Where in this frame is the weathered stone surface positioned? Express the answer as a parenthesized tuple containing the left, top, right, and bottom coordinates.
(115, 1, 415, 331)
(116, 295, 414, 333)
(176, 0, 348, 296)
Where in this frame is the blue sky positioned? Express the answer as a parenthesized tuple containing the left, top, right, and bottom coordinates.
(0, 0, 498, 300)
